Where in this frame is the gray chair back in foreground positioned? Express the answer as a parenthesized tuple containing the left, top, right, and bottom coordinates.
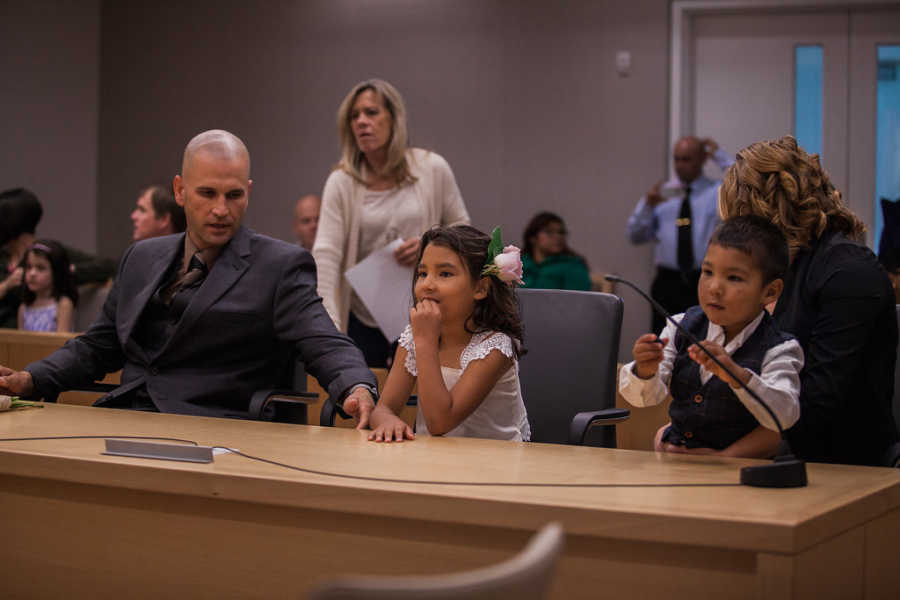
(307, 522, 564, 600)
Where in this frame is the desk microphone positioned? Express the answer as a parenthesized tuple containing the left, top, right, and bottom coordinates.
(606, 274, 807, 488)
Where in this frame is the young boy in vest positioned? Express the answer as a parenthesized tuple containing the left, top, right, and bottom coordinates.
(619, 215, 804, 458)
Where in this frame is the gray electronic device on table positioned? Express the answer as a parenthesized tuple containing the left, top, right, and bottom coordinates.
(103, 439, 214, 463)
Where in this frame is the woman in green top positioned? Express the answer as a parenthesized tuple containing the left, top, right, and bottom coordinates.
(521, 212, 591, 290)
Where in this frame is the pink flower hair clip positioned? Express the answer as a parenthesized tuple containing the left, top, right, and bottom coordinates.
(481, 227, 524, 285)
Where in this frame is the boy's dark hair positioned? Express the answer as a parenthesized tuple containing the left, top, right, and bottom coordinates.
(708, 215, 789, 283)
(21, 239, 79, 307)
(415, 225, 523, 352)
(0, 188, 43, 245)
(144, 183, 186, 233)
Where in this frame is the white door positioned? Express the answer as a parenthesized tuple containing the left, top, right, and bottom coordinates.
(681, 3, 900, 246)
(690, 10, 850, 192)
(849, 7, 900, 245)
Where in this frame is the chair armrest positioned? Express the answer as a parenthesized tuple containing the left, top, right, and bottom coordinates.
(249, 389, 318, 424)
(78, 382, 118, 393)
(43, 381, 119, 403)
(319, 396, 352, 427)
(568, 408, 630, 446)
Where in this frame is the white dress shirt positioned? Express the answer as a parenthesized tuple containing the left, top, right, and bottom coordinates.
(619, 311, 803, 431)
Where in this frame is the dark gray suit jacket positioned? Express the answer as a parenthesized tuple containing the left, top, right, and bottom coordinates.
(26, 226, 375, 417)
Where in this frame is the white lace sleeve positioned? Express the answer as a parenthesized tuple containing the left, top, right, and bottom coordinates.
(460, 332, 515, 371)
(398, 324, 417, 376)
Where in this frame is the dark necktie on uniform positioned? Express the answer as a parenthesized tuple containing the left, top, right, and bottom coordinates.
(677, 186, 694, 273)
(161, 253, 207, 312)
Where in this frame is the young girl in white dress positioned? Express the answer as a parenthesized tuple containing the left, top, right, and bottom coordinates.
(18, 240, 77, 333)
(367, 225, 530, 442)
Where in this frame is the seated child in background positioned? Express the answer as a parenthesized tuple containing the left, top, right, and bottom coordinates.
(18, 240, 78, 332)
(619, 216, 803, 458)
(366, 225, 530, 442)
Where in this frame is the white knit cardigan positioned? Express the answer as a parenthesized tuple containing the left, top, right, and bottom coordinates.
(312, 148, 470, 333)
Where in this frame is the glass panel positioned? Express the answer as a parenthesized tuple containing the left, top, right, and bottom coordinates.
(794, 45, 823, 158)
(875, 45, 900, 250)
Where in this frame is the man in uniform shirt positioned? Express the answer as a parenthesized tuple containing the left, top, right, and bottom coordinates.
(627, 136, 733, 333)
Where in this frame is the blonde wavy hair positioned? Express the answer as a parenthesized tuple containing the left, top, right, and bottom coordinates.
(335, 79, 415, 186)
(719, 135, 865, 255)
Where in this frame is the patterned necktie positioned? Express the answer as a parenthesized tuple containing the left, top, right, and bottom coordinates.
(676, 186, 694, 273)
(161, 253, 207, 307)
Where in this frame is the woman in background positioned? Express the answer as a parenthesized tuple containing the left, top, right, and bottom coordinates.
(521, 212, 591, 291)
(313, 79, 470, 367)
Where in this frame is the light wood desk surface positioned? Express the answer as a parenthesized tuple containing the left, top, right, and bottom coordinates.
(1, 403, 898, 599)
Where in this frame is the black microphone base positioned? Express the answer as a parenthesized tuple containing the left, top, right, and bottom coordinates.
(740, 455, 808, 488)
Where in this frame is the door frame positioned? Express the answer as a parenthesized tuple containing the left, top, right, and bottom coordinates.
(670, 0, 897, 148)
(670, 0, 900, 242)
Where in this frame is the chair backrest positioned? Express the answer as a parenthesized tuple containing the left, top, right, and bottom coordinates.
(307, 522, 564, 600)
(517, 289, 623, 445)
(75, 283, 111, 332)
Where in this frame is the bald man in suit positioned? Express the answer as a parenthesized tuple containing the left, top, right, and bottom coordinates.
(0, 130, 376, 423)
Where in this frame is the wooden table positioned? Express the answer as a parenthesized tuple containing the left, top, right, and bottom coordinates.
(1, 404, 898, 599)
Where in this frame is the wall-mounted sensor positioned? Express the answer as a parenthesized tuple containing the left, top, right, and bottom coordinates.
(616, 51, 631, 77)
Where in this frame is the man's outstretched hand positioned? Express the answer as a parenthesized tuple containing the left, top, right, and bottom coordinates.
(341, 387, 375, 430)
(0, 366, 34, 397)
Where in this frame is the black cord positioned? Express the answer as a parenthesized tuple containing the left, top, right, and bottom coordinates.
(215, 446, 742, 488)
(0, 435, 741, 488)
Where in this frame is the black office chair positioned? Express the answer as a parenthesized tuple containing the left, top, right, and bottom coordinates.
(247, 356, 318, 424)
(517, 289, 629, 447)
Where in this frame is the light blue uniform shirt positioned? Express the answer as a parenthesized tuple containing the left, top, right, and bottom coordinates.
(626, 149, 734, 271)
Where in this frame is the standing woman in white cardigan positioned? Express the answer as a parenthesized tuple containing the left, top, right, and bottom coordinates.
(313, 79, 470, 367)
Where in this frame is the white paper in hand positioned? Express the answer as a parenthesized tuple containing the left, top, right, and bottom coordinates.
(344, 238, 413, 341)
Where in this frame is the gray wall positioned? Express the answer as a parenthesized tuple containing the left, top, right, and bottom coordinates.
(0, 0, 100, 253)
(97, 0, 669, 359)
(6, 0, 671, 359)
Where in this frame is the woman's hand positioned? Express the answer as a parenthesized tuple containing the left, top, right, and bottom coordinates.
(410, 299, 441, 350)
(653, 423, 669, 452)
(394, 238, 420, 267)
(633, 334, 667, 379)
(654, 424, 721, 455)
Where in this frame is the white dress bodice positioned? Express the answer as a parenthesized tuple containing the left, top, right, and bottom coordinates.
(398, 325, 531, 441)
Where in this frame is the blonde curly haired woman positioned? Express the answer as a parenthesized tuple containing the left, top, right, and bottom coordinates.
(718, 135, 898, 466)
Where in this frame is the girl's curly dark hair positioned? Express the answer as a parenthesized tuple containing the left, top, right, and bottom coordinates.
(413, 225, 523, 354)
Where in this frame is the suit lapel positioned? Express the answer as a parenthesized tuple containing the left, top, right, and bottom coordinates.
(161, 227, 251, 356)
(117, 235, 183, 348)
